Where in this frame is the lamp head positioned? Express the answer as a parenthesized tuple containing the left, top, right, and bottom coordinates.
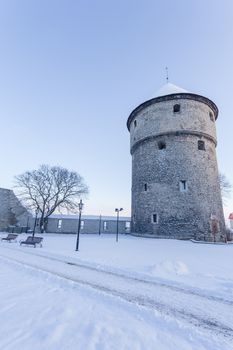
(78, 199, 84, 211)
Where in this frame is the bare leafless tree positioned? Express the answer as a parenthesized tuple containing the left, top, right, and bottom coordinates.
(15, 165, 88, 232)
(219, 172, 232, 204)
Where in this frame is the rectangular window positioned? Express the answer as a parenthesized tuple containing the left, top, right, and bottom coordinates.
(125, 221, 131, 232)
(57, 219, 62, 229)
(103, 221, 108, 231)
(179, 180, 188, 192)
(144, 183, 147, 191)
(209, 112, 214, 122)
(158, 141, 166, 150)
(80, 220, 84, 230)
(198, 140, 205, 150)
(151, 214, 158, 224)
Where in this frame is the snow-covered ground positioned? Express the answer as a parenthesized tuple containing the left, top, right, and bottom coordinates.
(0, 233, 233, 349)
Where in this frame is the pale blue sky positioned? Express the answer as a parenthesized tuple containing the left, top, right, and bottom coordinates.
(0, 0, 233, 218)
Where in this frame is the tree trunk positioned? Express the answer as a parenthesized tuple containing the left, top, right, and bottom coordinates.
(44, 217, 48, 233)
(39, 216, 45, 233)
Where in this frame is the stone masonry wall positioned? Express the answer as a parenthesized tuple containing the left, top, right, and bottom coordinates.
(0, 188, 31, 230)
(129, 95, 225, 241)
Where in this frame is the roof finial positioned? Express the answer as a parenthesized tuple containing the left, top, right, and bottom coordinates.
(165, 66, 169, 83)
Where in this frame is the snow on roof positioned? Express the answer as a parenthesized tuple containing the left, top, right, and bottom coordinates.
(50, 214, 131, 221)
(152, 83, 188, 99)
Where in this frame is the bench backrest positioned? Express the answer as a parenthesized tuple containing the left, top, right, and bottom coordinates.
(7, 234, 18, 239)
(26, 236, 43, 243)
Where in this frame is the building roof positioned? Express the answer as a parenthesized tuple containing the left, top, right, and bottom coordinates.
(50, 214, 131, 221)
(152, 82, 188, 98)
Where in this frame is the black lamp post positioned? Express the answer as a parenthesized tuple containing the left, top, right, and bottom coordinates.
(115, 208, 123, 242)
(32, 208, 39, 238)
(26, 216, 30, 233)
(76, 199, 84, 251)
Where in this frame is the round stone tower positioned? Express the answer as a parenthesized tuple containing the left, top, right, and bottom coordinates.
(127, 83, 226, 241)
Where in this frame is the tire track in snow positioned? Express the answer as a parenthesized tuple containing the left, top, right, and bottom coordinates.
(1, 244, 233, 306)
(0, 248, 233, 340)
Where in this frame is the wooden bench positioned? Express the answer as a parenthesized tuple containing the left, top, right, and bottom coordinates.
(20, 236, 43, 248)
(1, 234, 18, 242)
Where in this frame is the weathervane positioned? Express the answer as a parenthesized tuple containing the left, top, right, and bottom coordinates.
(165, 66, 169, 83)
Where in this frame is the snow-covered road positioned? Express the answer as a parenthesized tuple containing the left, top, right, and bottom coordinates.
(1, 244, 232, 341)
(1, 234, 233, 349)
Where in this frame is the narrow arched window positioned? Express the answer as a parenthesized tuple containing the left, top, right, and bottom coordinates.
(179, 180, 188, 192)
(151, 213, 158, 224)
(209, 112, 214, 122)
(133, 214, 136, 224)
(134, 120, 137, 127)
(144, 183, 147, 191)
(173, 104, 180, 113)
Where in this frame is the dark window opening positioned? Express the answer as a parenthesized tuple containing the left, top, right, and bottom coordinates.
(180, 180, 187, 192)
(209, 112, 214, 122)
(134, 120, 137, 127)
(198, 140, 205, 150)
(152, 214, 158, 224)
(144, 183, 147, 191)
(133, 214, 136, 224)
(158, 141, 166, 150)
(173, 104, 180, 113)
